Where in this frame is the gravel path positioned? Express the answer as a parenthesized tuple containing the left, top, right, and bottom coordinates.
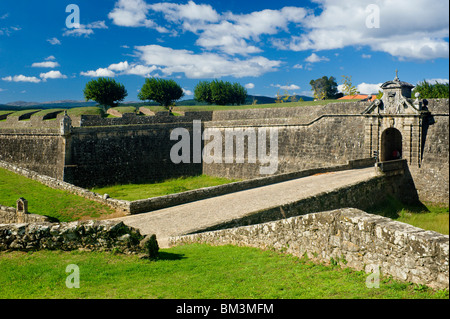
(113, 167, 377, 247)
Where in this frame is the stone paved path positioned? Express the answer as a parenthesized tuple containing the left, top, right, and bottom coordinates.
(113, 167, 377, 247)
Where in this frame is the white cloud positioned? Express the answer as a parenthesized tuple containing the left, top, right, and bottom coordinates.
(109, 1, 308, 55)
(421, 78, 449, 84)
(2, 75, 41, 83)
(39, 70, 67, 80)
(32, 61, 60, 68)
(134, 45, 281, 78)
(47, 37, 61, 45)
(80, 68, 115, 77)
(123, 64, 158, 77)
(63, 20, 108, 37)
(109, 0, 168, 32)
(149, 1, 220, 23)
(191, 6, 308, 55)
(279, 0, 449, 60)
(63, 28, 94, 37)
(273, 84, 301, 90)
(245, 83, 255, 89)
(304, 53, 329, 63)
(0, 26, 21, 36)
(45, 56, 56, 61)
(362, 54, 372, 59)
(356, 82, 382, 94)
(81, 61, 159, 78)
(108, 61, 130, 72)
(0, 88, 6, 92)
(293, 64, 303, 69)
(182, 88, 193, 96)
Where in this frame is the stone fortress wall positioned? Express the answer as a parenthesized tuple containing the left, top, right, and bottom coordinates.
(0, 98, 448, 203)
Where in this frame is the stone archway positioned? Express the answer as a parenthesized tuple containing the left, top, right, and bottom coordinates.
(380, 128, 402, 162)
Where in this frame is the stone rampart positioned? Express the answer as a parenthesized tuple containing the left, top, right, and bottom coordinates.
(171, 208, 449, 290)
(0, 99, 448, 203)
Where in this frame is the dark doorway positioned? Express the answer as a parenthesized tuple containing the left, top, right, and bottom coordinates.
(381, 128, 402, 161)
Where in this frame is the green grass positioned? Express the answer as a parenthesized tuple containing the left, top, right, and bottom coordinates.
(30, 108, 64, 118)
(170, 99, 356, 113)
(66, 106, 104, 117)
(367, 196, 449, 235)
(110, 106, 138, 114)
(135, 99, 357, 114)
(91, 175, 239, 201)
(0, 167, 115, 222)
(8, 109, 41, 118)
(0, 244, 447, 299)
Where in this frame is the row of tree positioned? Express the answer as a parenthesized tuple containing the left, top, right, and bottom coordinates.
(83, 77, 248, 110)
(83, 76, 449, 111)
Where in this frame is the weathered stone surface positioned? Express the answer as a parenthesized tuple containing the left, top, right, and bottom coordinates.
(0, 220, 154, 254)
(170, 208, 449, 290)
(0, 203, 51, 224)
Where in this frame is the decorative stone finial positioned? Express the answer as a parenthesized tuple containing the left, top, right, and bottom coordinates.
(394, 69, 399, 81)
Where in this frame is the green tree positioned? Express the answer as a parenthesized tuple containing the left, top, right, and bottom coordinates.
(310, 76, 342, 100)
(194, 80, 213, 104)
(341, 75, 360, 96)
(414, 80, 449, 99)
(138, 78, 184, 108)
(83, 77, 128, 111)
(194, 80, 247, 105)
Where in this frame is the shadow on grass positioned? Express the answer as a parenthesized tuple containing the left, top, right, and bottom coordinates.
(366, 195, 430, 219)
(157, 251, 186, 261)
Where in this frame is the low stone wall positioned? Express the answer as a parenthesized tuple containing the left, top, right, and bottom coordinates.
(0, 204, 51, 224)
(171, 208, 449, 290)
(0, 220, 146, 254)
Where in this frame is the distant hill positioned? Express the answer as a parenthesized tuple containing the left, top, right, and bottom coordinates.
(0, 94, 314, 111)
(120, 95, 314, 107)
(0, 100, 97, 111)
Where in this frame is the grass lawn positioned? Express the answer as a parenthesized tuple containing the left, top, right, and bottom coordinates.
(0, 167, 115, 222)
(0, 244, 447, 299)
(367, 196, 449, 235)
(90, 175, 239, 201)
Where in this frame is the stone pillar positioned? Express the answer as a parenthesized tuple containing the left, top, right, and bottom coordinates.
(16, 198, 28, 223)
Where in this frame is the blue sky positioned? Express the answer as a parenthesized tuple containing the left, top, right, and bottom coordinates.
(0, 0, 448, 104)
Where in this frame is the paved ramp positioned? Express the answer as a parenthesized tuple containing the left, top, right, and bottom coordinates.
(113, 167, 377, 247)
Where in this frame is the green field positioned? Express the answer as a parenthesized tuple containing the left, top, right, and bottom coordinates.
(367, 196, 449, 235)
(0, 244, 447, 299)
(0, 167, 115, 222)
(90, 175, 239, 201)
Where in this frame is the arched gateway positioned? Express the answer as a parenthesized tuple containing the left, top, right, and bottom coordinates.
(381, 128, 402, 162)
(362, 71, 429, 167)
